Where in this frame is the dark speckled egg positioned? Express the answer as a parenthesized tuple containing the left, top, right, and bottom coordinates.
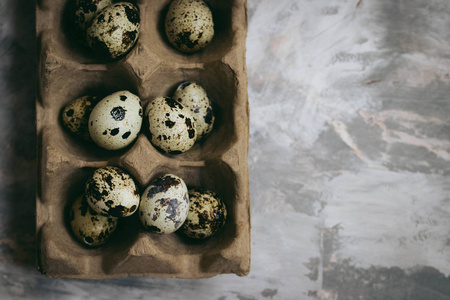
(70, 194, 118, 247)
(180, 189, 227, 239)
(86, 2, 140, 59)
(165, 0, 214, 53)
(145, 96, 197, 154)
(71, 0, 113, 41)
(85, 166, 140, 218)
(139, 174, 189, 234)
(173, 81, 214, 141)
(62, 95, 99, 142)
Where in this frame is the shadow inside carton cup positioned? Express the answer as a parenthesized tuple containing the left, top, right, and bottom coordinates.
(0, 0, 37, 267)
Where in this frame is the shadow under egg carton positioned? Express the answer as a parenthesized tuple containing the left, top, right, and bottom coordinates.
(37, 0, 250, 278)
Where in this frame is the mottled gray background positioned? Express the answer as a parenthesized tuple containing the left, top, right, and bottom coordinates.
(2, 0, 450, 299)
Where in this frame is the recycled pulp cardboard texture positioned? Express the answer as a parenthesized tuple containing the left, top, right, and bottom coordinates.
(36, 0, 250, 279)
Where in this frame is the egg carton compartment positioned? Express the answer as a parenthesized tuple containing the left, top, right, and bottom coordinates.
(138, 161, 240, 254)
(36, 163, 163, 277)
(141, 61, 239, 161)
(142, 0, 241, 64)
(37, 160, 249, 278)
(41, 64, 142, 161)
(37, 0, 250, 279)
(37, 166, 142, 277)
(37, 0, 144, 65)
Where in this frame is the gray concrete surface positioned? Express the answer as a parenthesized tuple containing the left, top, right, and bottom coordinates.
(2, 0, 450, 299)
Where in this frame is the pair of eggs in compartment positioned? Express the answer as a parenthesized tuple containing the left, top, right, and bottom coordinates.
(62, 82, 214, 153)
(72, 1, 140, 59)
(62, 90, 143, 150)
(70, 166, 139, 247)
(138, 174, 228, 237)
(70, 168, 227, 247)
(146, 82, 215, 154)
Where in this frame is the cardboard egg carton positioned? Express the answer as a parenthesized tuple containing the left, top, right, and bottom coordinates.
(36, 0, 250, 279)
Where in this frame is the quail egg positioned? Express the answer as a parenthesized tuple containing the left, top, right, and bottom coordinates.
(173, 81, 214, 140)
(85, 166, 140, 218)
(69, 194, 118, 247)
(62, 95, 99, 142)
(180, 189, 227, 239)
(71, 0, 114, 41)
(139, 174, 189, 234)
(89, 90, 143, 150)
(145, 97, 196, 154)
(165, 0, 214, 53)
(87, 2, 140, 59)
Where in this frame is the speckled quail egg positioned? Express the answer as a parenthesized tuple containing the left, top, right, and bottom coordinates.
(173, 81, 214, 140)
(165, 0, 214, 53)
(139, 174, 189, 234)
(62, 95, 100, 142)
(180, 189, 227, 239)
(89, 90, 143, 150)
(69, 194, 118, 247)
(71, 0, 114, 41)
(87, 2, 140, 59)
(85, 166, 140, 218)
(145, 97, 196, 154)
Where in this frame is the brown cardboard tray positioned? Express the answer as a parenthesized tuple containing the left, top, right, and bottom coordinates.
(36, 0, 250, 279)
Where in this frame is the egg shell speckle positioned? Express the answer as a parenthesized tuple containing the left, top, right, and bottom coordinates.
(70, 194, 118, 247)
(165, 0, 214, 53)
(62, 95, 100, 142)
(180, 189, 227, 239)
(72, 0, 114, 41)
(87, 2, 140, 59)
(145, 96, 197, 154)
(85, 166, 140, 218)
(173, 81, 214, 141)
(139, 174, 189, 235)
(89, 90, 143, 150)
